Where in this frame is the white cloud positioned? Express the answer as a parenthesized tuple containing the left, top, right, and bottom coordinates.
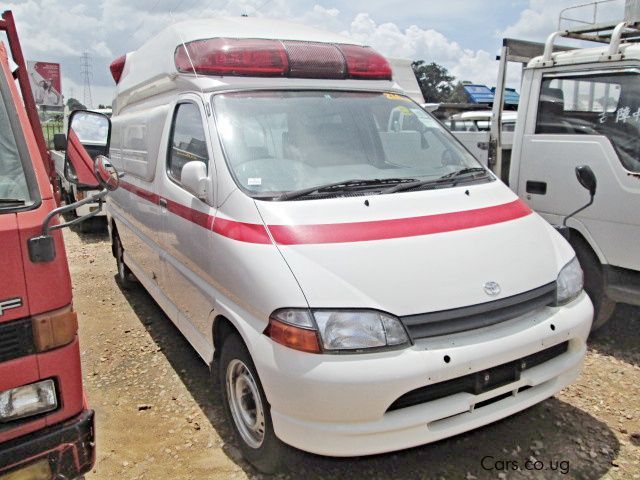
(501, 0, 625, 41)
(7, 0, 628, 106)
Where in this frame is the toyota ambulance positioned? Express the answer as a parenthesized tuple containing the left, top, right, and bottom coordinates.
(105, 17, 594, 472)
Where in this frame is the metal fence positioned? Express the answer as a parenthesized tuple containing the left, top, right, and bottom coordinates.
(42, 120, 63, 150)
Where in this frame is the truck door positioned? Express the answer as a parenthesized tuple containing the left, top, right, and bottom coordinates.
(514, 69, 640, 271)
(157, 95, 217, 356)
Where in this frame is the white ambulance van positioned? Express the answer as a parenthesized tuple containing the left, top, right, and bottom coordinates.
(104, 17, 593, 472)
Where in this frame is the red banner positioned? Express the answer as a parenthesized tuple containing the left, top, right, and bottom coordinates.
(27, 61, 62, 107)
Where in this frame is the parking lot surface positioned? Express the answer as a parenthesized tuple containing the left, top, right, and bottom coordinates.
(64, 223, 640, 480)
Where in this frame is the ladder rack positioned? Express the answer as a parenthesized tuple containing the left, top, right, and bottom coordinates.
(543, 0, 640, 61)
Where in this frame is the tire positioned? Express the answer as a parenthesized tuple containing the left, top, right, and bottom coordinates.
(570, 235, 616, 331)
(219, 334, 287, 474)
(114, 234, 135, 289)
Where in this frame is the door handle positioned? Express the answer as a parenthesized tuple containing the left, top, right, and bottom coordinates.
(526, 181, 547, 195)
(159, 198, 167, 208)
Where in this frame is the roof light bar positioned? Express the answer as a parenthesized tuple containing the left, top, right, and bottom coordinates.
(175, 38, 289, 76)
(110, 55, 126, 84)
(337, 44, 392, 80)
(172, 38, 392, 81)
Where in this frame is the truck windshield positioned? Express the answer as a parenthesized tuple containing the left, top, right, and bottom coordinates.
(0, 87, 31, 204)
(212, 91, 483, 198)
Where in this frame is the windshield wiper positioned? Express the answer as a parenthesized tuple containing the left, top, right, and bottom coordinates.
(275, 178, 418, 201)
(382, 167, 489, 194)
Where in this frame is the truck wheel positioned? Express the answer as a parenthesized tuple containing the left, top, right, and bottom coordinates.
(114, 235, 135, 289)
(571, 236, 616, 331)
(219, 334, 286, 474)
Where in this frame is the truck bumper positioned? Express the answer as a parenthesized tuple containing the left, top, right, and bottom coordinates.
(0, 410, 94, 479)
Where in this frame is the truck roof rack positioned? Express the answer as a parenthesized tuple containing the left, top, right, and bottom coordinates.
(544, 0, 640, 60)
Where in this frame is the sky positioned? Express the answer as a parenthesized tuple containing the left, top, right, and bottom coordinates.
(0, 0, 627, 106)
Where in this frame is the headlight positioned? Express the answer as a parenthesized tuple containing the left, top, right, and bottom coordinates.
(266, 308, 410, 353)
(314, 310, 409, 351)
(555, 256, 583, 305)
(0, 379, 57, 423)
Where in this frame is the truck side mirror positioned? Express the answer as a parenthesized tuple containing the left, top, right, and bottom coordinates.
(28, 116, 119, 264)
(181, 161, 208, 201)
(575, 165, 597, 197)
(64, 110, 111, 188)
(53, 133, 67, 151)
(94, 155, 120, 191)
(562, 165, 598, 228)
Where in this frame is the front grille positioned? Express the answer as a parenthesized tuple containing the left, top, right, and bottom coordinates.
(387, 341, 569, 412)
(400, 282, 557, 340)
(0, 318, 35, 363)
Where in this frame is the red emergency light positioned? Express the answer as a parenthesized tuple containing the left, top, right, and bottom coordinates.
(173, 38, 392, 80)
(110, 54, 126, 84)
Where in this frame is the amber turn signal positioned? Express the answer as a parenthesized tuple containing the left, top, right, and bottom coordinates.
(32, 305, 78, 352)
(265, 317, 321, 353)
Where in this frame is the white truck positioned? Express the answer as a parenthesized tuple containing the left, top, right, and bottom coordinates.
(493, 0, 640, 330)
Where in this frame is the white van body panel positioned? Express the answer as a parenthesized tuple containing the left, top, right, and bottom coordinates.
(106, 17, 593, 457)
(255, 183, 571, 315)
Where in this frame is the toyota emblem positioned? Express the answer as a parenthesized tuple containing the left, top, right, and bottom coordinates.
(483, 281, 501, 296)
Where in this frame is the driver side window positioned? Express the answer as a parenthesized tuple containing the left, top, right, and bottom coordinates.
(167, 102, 209, 183)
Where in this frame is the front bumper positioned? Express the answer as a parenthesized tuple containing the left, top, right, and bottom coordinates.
(248, 293, 593, 456)
(0, 410, 94, 479)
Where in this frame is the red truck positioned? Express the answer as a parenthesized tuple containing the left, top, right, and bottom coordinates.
(0, 10, 117, 480)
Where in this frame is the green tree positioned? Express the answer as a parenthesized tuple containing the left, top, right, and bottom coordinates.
(448, 82, 470, 103)
(66, 97, 86, 111)
(412, 61, 456, 102)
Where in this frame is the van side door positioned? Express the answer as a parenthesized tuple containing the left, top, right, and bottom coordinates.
(156, 95, 217, 358)
(513, 68, 640, 271)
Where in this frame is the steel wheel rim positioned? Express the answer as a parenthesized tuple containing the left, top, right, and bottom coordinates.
(226, 359, 265, 449)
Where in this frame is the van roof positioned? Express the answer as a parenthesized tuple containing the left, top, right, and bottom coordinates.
(113, 17, 398, 114)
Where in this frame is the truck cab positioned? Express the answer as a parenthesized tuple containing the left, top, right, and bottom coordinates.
(0, 10, 117, 478)
(510, 6, 640, 330)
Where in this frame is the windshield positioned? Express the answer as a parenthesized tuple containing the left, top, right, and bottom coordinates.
(212, 91, 483, 198)
(0, 87, 31, 203)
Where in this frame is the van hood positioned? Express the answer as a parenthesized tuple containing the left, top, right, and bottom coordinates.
(256, 182, 574, 316)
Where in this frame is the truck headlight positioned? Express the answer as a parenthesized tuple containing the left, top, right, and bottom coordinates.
(0, 379, 57, 423)
(555, 256, 583, 305)
(266, 308, 410, 353)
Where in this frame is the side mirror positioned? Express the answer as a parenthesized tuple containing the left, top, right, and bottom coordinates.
(65, 110, 111, 188)
(53, 133, 67, 151)
(181, 161, 208, 201)
(562, 165, 597, 228)
(94, 155, 120, 191)
(575, 165, 597, 197)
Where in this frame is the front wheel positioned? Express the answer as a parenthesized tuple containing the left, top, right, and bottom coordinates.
(219, 334, 287, 474)
(571, 236, 616, 331)
(114, 234, 135, 289)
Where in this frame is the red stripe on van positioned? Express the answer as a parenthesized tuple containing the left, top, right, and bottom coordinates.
(267, 199, 532, 245)
(120, 181, 160, 204)
(213, 217, 272, 244)
(119, 181, 531, 245)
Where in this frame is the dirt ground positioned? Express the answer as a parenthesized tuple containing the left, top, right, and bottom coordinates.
(63, 221, 640, 480)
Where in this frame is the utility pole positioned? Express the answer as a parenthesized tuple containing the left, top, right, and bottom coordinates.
(80, 51, 93, 108)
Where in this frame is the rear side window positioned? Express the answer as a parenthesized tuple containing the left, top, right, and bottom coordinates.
(535, 72, 640, 172)
(167, 103, 209, 183)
